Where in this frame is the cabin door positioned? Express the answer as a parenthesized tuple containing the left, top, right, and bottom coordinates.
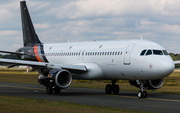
(124, 43, 136, 65)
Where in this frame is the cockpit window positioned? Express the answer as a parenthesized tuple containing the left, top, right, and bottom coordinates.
(146, 50, 152, 55)
(162, 50, 169, 55)
(153, 50, 163, 55)
(140, 50, 147, 56)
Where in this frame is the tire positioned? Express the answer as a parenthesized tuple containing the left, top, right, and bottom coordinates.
(137, 91, 143, 98)
(105, 84, 113, 94)
(46, 87, 53, 94)
(54, 86, 61, 94)
(113, 84, 119, 94)
(143, 91, 147, 98)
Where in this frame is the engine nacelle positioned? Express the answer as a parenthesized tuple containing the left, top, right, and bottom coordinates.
(129, 78, 164, 89)
(147, 79, 164, 89)
(55, 69, 72, 89)
(38, 69, 72, 89)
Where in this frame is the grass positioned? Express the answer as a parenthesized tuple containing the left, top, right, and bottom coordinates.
(0, 95, 151, 113)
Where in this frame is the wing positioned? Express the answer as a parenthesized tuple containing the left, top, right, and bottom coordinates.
(0, 58, 87, 72)
(174, 61, 180, 64)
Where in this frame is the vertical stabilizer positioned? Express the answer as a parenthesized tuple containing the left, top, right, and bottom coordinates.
(20, 1, 41, 46)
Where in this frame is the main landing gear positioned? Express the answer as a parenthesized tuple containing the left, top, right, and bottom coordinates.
(105, 80, 119, 94)
(46, 86, 61, 94)
(137, 80, 147, 98)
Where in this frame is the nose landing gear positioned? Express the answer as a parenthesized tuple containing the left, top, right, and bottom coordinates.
(137, 80, 147, 98)
(105, 80, 119, 95)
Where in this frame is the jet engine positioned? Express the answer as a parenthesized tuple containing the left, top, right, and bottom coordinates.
(129, 78, 164, 89)
(38, 69, 72, 89)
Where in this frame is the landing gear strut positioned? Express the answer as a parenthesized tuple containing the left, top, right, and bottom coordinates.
(137, 80, 147, 98)
(46, 86, 61, 94)
(105, 80, 119, 94)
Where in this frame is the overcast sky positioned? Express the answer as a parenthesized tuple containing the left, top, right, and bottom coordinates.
(0, 0, 180, 53)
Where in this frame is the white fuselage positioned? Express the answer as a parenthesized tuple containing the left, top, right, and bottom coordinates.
(43, 40, 174, 80)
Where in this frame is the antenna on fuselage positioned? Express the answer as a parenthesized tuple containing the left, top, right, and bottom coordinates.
(140, 35, 143, 40)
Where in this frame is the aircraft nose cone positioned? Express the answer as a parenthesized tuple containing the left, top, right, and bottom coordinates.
(159, 58, 174, 76)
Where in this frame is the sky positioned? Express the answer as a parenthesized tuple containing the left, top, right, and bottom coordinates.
(1, 0, 180, 53)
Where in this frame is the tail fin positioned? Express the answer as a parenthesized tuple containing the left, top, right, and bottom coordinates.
(20, 1, 41, 46)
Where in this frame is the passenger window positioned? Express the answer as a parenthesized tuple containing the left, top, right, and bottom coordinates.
(153, 50, 163, 55)
(162, 50, 168, 55)
(146, 50, 152, 55)
(140, 50, 147, 56)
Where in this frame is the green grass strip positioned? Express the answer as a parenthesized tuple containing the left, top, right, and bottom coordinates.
(0, 95, 151, 113)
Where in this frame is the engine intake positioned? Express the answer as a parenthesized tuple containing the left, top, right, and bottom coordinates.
(55, 69, 72, 89)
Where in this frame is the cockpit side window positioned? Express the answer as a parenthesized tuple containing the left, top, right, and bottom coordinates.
(140, 50, 147, 56)
(162, 50, 169, 55)
(146, 50, 152, 55)
(153, 50, 163, 55)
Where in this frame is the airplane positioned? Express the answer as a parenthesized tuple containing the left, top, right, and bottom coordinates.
(0, 1, 176, 98)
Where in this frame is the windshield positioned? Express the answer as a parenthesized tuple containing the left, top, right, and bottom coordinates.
(146, 50, 152, 55)
(140, 49, 169, 56)
(153, 50, 163, 55)
(140, 50, 147, 56)
(162, 50, 169, 55)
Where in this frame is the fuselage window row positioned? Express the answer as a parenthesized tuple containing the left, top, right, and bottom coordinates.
(43, 51, 123, 56)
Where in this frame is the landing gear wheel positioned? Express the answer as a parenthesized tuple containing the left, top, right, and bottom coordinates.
(137, 91, 147, 98)
(113, 84, 119, 94)
(105, 84, 113, 94)
(143, 91, 147, 98)
(46, 87, 53, 94)
(54, 86, 61, 94)
(137, 91, 143, 98)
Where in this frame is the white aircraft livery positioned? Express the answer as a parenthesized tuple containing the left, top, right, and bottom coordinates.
(0, 1, 176, 98)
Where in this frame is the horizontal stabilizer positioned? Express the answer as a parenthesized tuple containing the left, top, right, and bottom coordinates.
(0, 50, 24, 55)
